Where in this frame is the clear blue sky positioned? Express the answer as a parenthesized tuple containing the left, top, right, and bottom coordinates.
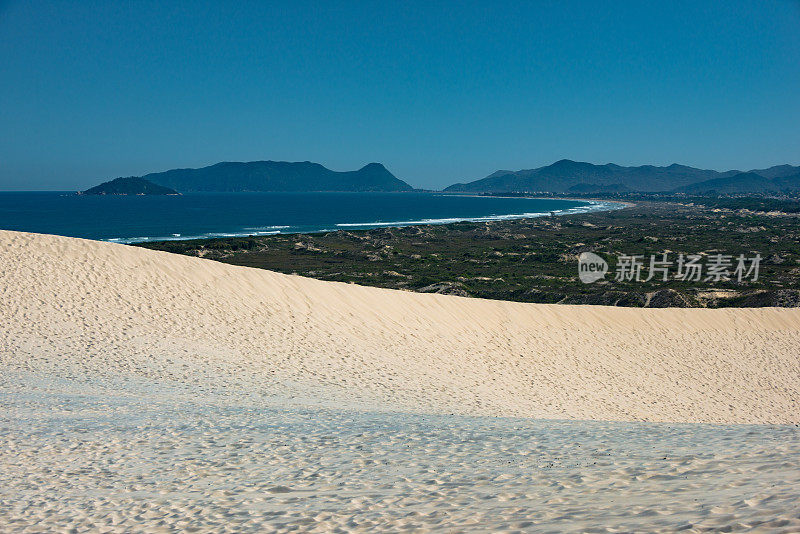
(1, 0, 799, 190)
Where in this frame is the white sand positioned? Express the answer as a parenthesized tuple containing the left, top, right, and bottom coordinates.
(2, 230, 800, 532)
(2, 229, 799, 423)
(2, 390, 799, 532)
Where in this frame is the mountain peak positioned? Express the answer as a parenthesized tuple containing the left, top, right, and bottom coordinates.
(359, 162, 388, 171)
(129, 161, 413, 193)
(551, 158, 580, 166)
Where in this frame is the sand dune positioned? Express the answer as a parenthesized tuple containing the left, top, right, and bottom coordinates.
(1, 229, 799, 423)
(3, 230, 800, 532)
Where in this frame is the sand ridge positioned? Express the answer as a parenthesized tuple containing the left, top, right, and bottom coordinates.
(1, 229, 799, 423)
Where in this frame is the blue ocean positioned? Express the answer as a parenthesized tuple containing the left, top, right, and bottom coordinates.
(0, 192, 612, 243)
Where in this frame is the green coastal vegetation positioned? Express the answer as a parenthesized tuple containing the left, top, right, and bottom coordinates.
(138, 199, 800, 308)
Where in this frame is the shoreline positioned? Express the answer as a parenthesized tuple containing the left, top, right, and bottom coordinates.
(109, 195, 626, 244)
(0, 190, 629, 245)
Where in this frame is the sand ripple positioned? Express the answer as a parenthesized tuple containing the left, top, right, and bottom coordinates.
(2, 383, 799, 533)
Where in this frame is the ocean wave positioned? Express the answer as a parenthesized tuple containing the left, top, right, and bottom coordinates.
(335, 201, 622, 228)
(104, 200, 624, 243)
(106, 229, 283, 244)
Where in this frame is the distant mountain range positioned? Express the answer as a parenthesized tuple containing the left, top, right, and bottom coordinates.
(119, 161, 414, 193)
(82, 177, 179, 195)
(86, 159, 800, 196)
(444, 159, 800, 194)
